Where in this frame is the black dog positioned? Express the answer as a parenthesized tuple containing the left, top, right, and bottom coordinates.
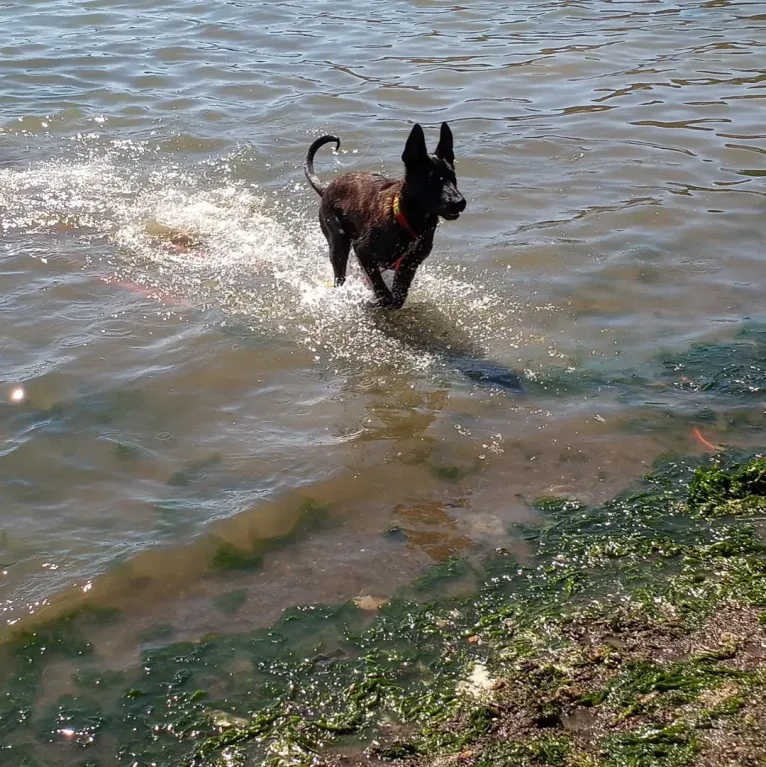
(304, 122, 466, 309)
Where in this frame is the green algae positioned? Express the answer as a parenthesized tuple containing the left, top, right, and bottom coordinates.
(210, 541, 264, 572)
(689, 456, 766, 516)
(2, 453, 766, 766)
(411, 556, 475, 595)
(208, 497, 333, 574)
(660, 323, 766, 397)
(603, 725, 698, 767)
(524, 325, 766, 471)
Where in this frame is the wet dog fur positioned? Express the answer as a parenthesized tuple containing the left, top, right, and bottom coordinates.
(304, 122, 466, 309)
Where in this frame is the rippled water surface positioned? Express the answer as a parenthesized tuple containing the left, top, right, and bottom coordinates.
(1, 0, 765, 649)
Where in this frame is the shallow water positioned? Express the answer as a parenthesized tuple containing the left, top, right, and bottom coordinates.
(1, 0, 765, 652)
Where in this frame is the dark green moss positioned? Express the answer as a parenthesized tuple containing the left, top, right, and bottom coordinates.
(210, 541, 263, 572)
(430, 463, 461, 481)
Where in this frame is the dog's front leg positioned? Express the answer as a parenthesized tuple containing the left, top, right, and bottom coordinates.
(355, 238, 395, 307)
(359, 260, 395, 308)
(389, 242, 432, 309)
(389, 264, 417, 309)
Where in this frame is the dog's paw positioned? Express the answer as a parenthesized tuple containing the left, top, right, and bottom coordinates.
(369, 295, 407, 310)
(367, 297, 395, 310)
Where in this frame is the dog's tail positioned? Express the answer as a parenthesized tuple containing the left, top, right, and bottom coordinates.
(304, 135, 341, 196)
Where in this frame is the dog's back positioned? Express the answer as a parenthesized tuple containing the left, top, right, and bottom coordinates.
(321, 173, 400, 241)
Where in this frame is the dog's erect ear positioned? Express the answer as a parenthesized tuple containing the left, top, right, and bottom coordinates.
(435, 122, 455, 165)
(402, 123, 429, 167)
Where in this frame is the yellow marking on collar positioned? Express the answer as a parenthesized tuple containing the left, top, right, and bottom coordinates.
(392, 193, 417, 240)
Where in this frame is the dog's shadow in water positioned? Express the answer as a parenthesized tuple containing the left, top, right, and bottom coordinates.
(369, 304, 523, 394)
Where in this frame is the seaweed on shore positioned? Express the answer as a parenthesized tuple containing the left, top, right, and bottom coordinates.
(2, 451, 766, 767)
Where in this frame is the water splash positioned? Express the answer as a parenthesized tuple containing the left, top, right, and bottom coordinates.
(0, 140, 546, 388)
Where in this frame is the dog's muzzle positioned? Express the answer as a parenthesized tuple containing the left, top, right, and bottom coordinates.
(442, 196, 466, 221)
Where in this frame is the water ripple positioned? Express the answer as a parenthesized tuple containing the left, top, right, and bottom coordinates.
(1, 0, 765, 630)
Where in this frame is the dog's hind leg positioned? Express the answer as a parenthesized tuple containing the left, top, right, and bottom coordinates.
(319, 207, 350, 287)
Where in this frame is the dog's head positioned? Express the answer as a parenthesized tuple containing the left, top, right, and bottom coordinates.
(402, 122, 466, 221)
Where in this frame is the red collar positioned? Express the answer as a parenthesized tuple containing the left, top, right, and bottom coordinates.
(393, 193, 418, 240)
